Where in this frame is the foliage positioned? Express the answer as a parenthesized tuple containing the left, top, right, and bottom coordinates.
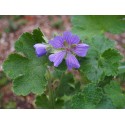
(104, 81, 125, 108)
(3, 15, 125, 108)
(3, 29, 48, 95)
(69, 84, 103, 109)
(72, 16, 125, 40)
(0, 71, 10, 87)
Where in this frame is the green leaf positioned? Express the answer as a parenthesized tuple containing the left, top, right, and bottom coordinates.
(54, 70, 76, 97)
(72, 15, 125, 40)
(3, 54, 28, 79)
(96, 97, 115, 109)
(85, 36, 115, 58)
(15, 32, 36, 58)
(0, 71, 9, 87)
(54, 99, 64, 109)
(55, 60, 67, 71)
(100, 49, 122, 76)
(32, 28, 46, 43)
(80, 58, 103, 83)
(80, 37, 122, 83)
(104, 81, 125, 108)
(70, 84, 103, 109)
(80, 49, 122, 83)
(15, 28, 47, 59)
(70, 92, 85, 109)
(35, 94, 64, 109)
(83, 84, 103, 104)
(35, 94, 50, 109)
(118, 66, 125, 74)
(98, 76, 113, 87)
(3, 28, 48, 95)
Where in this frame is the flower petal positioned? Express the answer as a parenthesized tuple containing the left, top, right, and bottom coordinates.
(63, 31, 80, 45)
(33, 44, 47, 57)
(49, 36, 64, 48)
(73, 43, 89, 57)
(70, 35, 80, 44)
(49, 51, 66, 67)
(66, 53, 80, 70)
(63, 31, 72, 44)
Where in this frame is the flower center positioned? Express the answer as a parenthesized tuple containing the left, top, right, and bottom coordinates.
(63, 41, 77, 53)
(66, 48, 70, 51)
(64, 41, 71, 52)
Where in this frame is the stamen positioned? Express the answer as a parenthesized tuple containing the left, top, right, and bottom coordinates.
(64, 41, 69, 47)
(71, 44, 77, 48)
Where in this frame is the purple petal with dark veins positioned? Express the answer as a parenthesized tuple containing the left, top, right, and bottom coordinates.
(66, 53, 80, 70)
(70, 35, 80, 44)
(73, 43, 89, 57)
(49, 51, 66, 67)
(63, 31, 72, 44)
(33, 44, 47, 57)
(49, 36, 64, 48)
(63, 31, 80, 45)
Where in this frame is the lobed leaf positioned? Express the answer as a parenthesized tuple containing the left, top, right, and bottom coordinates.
(85, 36, 115, 58)
(35, 94, 64, 109)
(96, 97, 115, 109)
(70, 84, 103, 109)
(104, 81, 125, 108)
(100, 49, 122, 76)
(79, 37, 122, 83)
(3, 28, 48, 95)
(53, 69, 76, 97)
(72, 15, 125, 40)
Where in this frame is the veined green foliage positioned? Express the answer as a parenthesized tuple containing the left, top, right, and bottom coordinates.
(3, 28, 48, 95)
(3, 16, 125, 109)
(79, 36, 122, 83)
(72, 16, 125, 40)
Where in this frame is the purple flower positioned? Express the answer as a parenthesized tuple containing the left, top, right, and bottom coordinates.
(49, 31, 89, 70)
(34, 44, 47, 57)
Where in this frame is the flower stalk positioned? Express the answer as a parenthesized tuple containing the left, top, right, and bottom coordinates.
(46, 68, 55, 108)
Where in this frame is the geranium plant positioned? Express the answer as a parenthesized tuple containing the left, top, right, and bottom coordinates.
(3, 16, 125, 108)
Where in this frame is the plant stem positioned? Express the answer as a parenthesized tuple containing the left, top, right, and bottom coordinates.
(48, 84, 55, 108)
(47, 68, 55, 108)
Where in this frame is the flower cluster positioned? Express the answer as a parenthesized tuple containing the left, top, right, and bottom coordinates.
(34, 31, 89, 70)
